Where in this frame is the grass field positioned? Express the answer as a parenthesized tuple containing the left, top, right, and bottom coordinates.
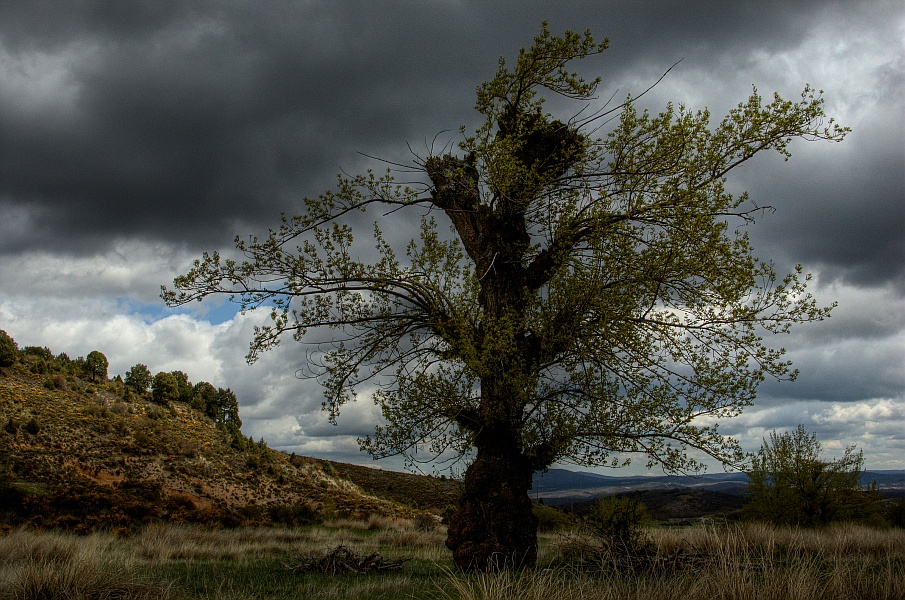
(1, 519, 903, 600)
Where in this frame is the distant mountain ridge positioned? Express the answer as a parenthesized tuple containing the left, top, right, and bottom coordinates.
(532, 467, 905, 505)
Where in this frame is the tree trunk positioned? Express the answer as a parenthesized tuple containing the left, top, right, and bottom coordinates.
(445, 431, 538, 572)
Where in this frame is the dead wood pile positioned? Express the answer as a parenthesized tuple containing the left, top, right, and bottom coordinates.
(281, 543, 411, 575)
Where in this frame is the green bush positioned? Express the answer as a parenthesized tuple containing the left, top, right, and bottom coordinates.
(267, 503, 322, 527)
(585, 494, 649, 547)
(533, 502, 575, 532)
(886, 497, 905, 529)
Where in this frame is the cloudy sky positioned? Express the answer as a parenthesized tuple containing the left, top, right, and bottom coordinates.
(2, 1, 903, 475)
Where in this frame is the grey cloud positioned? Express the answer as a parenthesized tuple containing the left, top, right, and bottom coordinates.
(1, 0, 903, 471)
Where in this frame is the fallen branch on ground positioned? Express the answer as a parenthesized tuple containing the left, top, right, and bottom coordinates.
(281, 543, 411, 575)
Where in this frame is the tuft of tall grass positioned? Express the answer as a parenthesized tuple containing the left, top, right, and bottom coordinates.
(0, 528, 173, 600)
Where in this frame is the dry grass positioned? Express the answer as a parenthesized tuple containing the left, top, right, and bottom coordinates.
(444, 523, 905, 600)
(0, 528, 175, 599)
(1, 522, 902, 600)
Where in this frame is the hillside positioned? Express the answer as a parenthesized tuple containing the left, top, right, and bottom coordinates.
(0, 358, 459, 532)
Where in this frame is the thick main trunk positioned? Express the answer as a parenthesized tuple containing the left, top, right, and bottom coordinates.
(445, 434, 537, 572)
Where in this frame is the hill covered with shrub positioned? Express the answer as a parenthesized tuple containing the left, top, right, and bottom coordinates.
(0, 332, 459, 532)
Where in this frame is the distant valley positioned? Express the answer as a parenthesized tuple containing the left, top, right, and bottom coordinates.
(531, 467, 905, 507)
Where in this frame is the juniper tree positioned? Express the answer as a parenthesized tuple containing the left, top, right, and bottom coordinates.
(0, 330, 19, 369)
(163, 25, 846, 571)
(124, 363, 152, 395)
(84, 350, 108, 382)
(151, 371, 180, 405)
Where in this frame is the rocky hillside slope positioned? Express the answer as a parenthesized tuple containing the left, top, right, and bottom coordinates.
(0, 360, 459, 532)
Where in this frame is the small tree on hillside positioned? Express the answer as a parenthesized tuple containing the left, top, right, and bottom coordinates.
(191, 380, 218, 412)
(124, 363, 153, 395)
(208, 388, 242, 429)
(0, 330, 18, 370)
(164, 25, 846, 570)
(745, 425, 881, 527)
(169, 370, 194, 404)
(84, 350, 109, 382)
(151, 371, 180, 405)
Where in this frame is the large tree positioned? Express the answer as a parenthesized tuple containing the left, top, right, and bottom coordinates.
(163, 26, 846, 570)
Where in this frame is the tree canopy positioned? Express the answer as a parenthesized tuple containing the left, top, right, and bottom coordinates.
(0, 330, 17, 369)
(124, 363, 153, 395)
(84, 350, 109, 383)
(163, 24, 846, 570)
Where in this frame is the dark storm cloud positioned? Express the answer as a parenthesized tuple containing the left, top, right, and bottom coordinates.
(5, 0, 900, 261)
(732, 78, 905, 290)
(0, 1, 488, 253)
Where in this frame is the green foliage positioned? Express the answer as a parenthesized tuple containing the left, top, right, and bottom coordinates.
(170, 370, 194, 404)
(533, 502, 575, 532)
(191, 381, 217, 412)
(267, 503, 322, 527)
(745, 425, 882, 527)
(22, 345, 53, 360)
(84, 350, 109, 382)
(162, 23, 848, 569)
(163, 25, 846, 477)
(151, 371, 180, 405)
(0, 329, 18, 368)
(886, 497, 905, 529)
(585, 495, 649, 547)
(191, 381, 243, 433)
(44, 373, 67, 390)
(124, 363, 153, 394)
(210, 388, 242, 429)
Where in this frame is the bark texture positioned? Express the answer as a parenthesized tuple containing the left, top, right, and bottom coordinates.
(445, 433, 538, 571)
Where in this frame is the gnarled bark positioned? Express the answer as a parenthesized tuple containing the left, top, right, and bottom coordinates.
(445, 430, 538, 572)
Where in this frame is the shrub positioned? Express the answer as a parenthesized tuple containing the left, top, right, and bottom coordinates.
(586, 494, 650, 548)
(45, 373, 67, 390)
(533, 502, 575, 532)
(22, 345, 54, 360)
(886, 497, 905, 529)
(23, 418, 40, 435)
(268, 503, 322, 527)
(413, 512, 438, 532)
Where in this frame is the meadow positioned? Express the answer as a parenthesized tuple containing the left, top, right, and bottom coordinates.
(2, 518, 903, 600)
